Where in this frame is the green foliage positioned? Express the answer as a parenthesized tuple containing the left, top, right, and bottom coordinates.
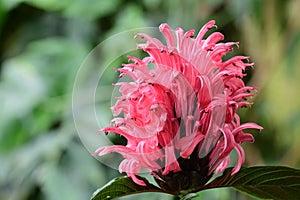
(91, 166, 300, 200)
(1, 0, 121, 20)
(203, 166, 300, 200)
(91, 176, 162, 200)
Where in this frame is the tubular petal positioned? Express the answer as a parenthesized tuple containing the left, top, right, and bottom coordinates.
(94, 21, 262, 186)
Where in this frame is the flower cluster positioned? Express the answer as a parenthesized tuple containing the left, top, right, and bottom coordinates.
(94, 20, 262, 189)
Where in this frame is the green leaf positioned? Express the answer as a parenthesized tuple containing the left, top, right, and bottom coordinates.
(201, 166, 300, 200)
(179, 193, 198, 200)
(91, 176, 164, 200)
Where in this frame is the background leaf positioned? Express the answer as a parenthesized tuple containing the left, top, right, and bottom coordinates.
(201, 166, 300, 200)
(91, 176, 164, 200)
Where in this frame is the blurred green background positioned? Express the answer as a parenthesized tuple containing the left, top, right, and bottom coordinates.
(1, 0, 300, 199)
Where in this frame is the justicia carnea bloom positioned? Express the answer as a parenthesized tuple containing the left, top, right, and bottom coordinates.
(94, 20, 263, 193)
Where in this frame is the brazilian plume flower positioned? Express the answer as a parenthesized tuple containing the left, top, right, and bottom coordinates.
(94, 20, 263, 193)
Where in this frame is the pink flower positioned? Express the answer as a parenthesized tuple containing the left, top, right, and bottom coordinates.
(94, 20, 263, 190)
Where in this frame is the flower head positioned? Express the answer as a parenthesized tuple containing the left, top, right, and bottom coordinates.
(94, 20, 262, 191)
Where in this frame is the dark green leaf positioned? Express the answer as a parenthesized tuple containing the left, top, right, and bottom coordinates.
(201, 166, 300, 200)
(91, 176, 164, 200)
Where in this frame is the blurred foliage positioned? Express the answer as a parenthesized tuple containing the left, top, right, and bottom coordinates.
(0, 0, 300, 200)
